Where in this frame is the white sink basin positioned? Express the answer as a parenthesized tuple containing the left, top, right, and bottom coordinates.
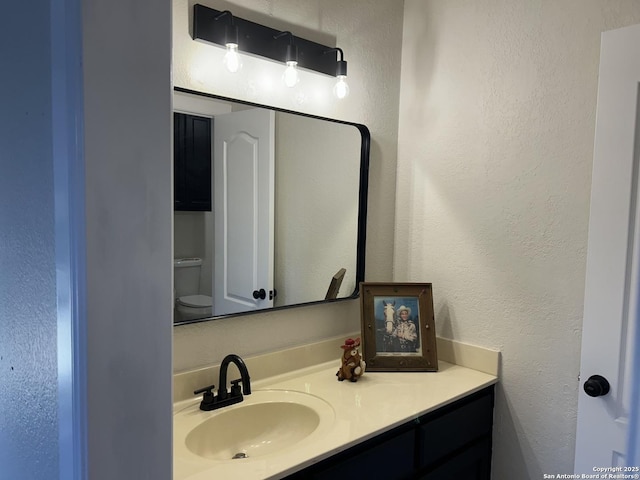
(174, 389, 335, 462)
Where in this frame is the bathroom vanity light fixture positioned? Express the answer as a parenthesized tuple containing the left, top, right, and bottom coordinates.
(274, 31, 300, 87)
(214, 10, 242, 73)
(325, 48, 349, 99)
(192, 4, 349, 95)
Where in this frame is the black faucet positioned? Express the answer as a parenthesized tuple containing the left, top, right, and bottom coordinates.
(194, 354, 251, 411)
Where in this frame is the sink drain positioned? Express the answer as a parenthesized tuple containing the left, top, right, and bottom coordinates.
(232, 452, 248, 460)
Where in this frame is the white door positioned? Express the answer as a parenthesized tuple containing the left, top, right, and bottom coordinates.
(574, 24, 640, 473)
(213, 108, 275, 315)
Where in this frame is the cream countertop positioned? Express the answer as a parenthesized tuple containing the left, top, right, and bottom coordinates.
(173, 354, 498, 480)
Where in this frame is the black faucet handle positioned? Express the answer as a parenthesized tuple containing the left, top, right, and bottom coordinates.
(194, 384, 216, 395)
(194, 384, 217, 411)
(230, 379, 243, 397)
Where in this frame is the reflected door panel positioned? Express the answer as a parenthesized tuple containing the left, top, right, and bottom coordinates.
(214, 108, 275, 315)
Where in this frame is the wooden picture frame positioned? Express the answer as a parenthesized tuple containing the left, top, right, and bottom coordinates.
(360, 282, 438, 372)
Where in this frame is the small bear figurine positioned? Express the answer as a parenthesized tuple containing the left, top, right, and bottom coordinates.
(336, 337, 366, 382)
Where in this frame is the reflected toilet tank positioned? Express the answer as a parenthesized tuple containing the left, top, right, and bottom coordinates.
(174, 258, 212, 320)
(174, 257, 203, 298)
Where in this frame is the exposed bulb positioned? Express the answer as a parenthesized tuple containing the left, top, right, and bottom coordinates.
(283, 61, 300, 87)
(223, 43, 242, 73)
(333, 75, 350, 99)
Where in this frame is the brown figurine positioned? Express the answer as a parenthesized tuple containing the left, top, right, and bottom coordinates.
(337, 337, 366, 382)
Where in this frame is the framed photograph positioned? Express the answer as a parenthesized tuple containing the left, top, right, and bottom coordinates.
(359, 282, 438, 372)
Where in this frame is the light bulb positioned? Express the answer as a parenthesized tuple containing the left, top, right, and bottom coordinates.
(223, 43, 242, 73)
(333, 75, 349, 99)
(283, 61, 300, 88)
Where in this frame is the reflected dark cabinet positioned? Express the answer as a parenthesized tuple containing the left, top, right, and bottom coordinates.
(174, 112, 212, 211)
(285, 386, 494, 480)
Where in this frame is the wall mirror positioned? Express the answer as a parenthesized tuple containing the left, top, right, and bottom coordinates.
(173, 87, 369, 325)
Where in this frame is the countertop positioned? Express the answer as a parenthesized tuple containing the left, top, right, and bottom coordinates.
(173, 358, 498, 480)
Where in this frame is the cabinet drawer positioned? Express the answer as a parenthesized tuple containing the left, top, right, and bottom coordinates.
(418, 436, 492, 480)
(417, 389, 493, 468)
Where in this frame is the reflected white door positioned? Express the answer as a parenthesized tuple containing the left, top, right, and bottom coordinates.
(213, 108, 275, 315)
(574, 24, 640, 472)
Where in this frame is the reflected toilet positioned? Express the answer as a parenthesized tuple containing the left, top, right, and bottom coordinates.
(174, 258, 212, 321)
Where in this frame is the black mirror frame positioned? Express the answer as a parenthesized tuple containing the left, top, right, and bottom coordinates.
(173, 86, 369, 325)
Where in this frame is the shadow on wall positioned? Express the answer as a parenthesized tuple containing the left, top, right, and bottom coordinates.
(367, 138, 397, 281)
(403, 4, 439, 134)
(436, 302, 454, 339)
(435, 301, 541, 477)
(492, 381, 543, 479)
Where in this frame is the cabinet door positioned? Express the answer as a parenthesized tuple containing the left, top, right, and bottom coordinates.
(174, 112, 212, 211)
(303, 430, 415, 480)
(417, 387, 493, 469)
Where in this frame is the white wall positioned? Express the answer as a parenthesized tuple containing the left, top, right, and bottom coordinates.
(396, 1, 640, 477)
(172, 0, 403, 371)
(275, 113, 361, 305)
(82, 0, 173, 478)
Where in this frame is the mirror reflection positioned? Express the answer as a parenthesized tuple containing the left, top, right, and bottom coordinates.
(173, 87, 369, 324)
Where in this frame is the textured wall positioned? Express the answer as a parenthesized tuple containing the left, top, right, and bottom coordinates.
(172, 0, 403, 371)
(0, 2, 59, 478)
(396, 1, 640, 477)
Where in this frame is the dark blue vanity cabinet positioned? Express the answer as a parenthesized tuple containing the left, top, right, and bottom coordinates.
(174, 112, 212, 211)
(285, 386, 494, 480)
